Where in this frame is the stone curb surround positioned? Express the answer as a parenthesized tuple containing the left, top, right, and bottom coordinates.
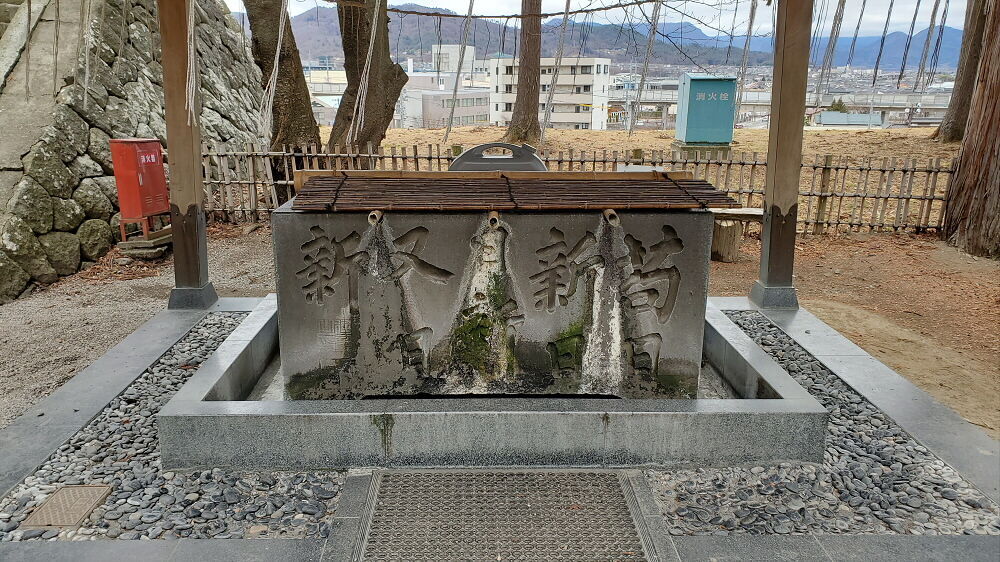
(0, 298, 996, 559)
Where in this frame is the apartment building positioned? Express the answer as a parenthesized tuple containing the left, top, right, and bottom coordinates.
(487, 55, 612, 130)
(396, 88, 491, 129)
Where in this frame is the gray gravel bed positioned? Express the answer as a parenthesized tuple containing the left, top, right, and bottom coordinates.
(648, 310, 1000, 536)
(0, 313, 344, 541)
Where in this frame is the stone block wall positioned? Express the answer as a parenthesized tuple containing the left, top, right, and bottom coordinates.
(0, 1, 24, 39)
(0, 0, 263, 303)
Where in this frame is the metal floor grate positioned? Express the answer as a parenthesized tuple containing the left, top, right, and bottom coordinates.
(361, 471, 648, 561)
(20, 485, 111, 529)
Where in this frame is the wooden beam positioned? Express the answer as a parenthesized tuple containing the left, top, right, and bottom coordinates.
(750, 0, 813, 309)
(157, 0, 217, 308)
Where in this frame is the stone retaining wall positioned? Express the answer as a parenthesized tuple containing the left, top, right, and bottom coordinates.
(0, 1, 24, 39)
(0, 0, 263, 303)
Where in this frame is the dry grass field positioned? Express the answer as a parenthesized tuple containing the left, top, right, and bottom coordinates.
(313, 126, 961, 162)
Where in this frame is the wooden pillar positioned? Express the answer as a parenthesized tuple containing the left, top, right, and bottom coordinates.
(749, 0, 813, 309)
(158, 0, 217, 309)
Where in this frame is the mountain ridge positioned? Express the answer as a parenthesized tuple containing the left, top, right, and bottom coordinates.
(233, 5, 962, 69)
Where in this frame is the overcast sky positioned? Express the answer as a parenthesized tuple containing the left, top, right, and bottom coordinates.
(224, 0, 965, 37)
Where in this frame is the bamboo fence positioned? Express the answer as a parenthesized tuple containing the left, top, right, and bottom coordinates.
(198, 143, 953, 233)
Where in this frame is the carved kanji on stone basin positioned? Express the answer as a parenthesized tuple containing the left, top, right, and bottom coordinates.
(274, 208, 713, 400)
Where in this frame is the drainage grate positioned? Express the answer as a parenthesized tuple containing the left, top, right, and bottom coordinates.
(20, 485, 111, 529)
(361, 471, 647, 561)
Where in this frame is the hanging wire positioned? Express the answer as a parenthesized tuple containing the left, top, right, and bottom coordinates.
(896, 0, 924, 87)
(872, 0, 897, 86)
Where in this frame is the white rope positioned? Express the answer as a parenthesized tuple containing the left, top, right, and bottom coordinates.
(25, 0, 31, 100)
(443, 0, 475, 143)
(52, 0, 59, 96)
(628, 0, 661, 137)
(260, 0, 290, 141)
(913, 0, 943, 92)
(815, 0, 847, 106)
(185, 0, 200, 125)
(80, 0, 94, 110)
(347, 0, 381, 144)
(541, 0, 572, 143)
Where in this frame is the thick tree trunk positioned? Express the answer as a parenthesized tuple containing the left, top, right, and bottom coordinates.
(244, 0, 320, 150)
(934, 0, 987, 143)
(502, 0, 541, 145)
(942, 3, 1000, 259)
(327, 0, 407, 151)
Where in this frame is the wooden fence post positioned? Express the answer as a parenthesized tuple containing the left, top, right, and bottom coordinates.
(813, 154, 834, 234)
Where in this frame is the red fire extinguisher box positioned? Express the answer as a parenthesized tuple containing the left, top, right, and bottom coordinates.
(109, 138, 169, 239)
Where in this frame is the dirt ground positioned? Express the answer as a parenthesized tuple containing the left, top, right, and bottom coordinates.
(711, 233, 1000, 438)
(371, 126, 961, 162)
(2, 225, 996, 438)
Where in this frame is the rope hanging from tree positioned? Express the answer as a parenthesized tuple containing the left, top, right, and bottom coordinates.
(871, 0, 896, 86)
(814, 0, 847, 105)
(52, 0, 60, 96)
(541, 0, 574, 143)
(628, 0, 662, 137)
(347, 0, 383, 143)
(443, 0, 475, 143)
(185, 0, 201, 125)
(896, 0, 924, 88)
(259, 0, 290, 139)
(724, 0, 739, 63)
(926, 0, 950, 87)
(845, 0, 868, 69)
(24, 0, 31, 99)
(735, 0, 757, 122)
(809, 0, 829, 68)
(913, 0, 943, 92)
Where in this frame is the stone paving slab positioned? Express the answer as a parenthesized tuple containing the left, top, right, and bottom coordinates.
(671, 535, 830, 561)
(1, 535, 996, 561)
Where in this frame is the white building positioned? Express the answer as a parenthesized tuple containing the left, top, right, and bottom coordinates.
(432, 45, 476, 74)
(487, 55, 612, 130)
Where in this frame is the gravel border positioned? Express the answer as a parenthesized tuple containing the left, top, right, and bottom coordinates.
(0, 313, 344, 541)
(648, 311, 1000, 536)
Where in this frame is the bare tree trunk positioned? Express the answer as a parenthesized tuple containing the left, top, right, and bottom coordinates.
(244, 0, 320, 149)
(934, 0, 987, 143)
(502, 0, 541, 145)
(327, 0, 407, 151)
(943, 3, 1000, 258)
